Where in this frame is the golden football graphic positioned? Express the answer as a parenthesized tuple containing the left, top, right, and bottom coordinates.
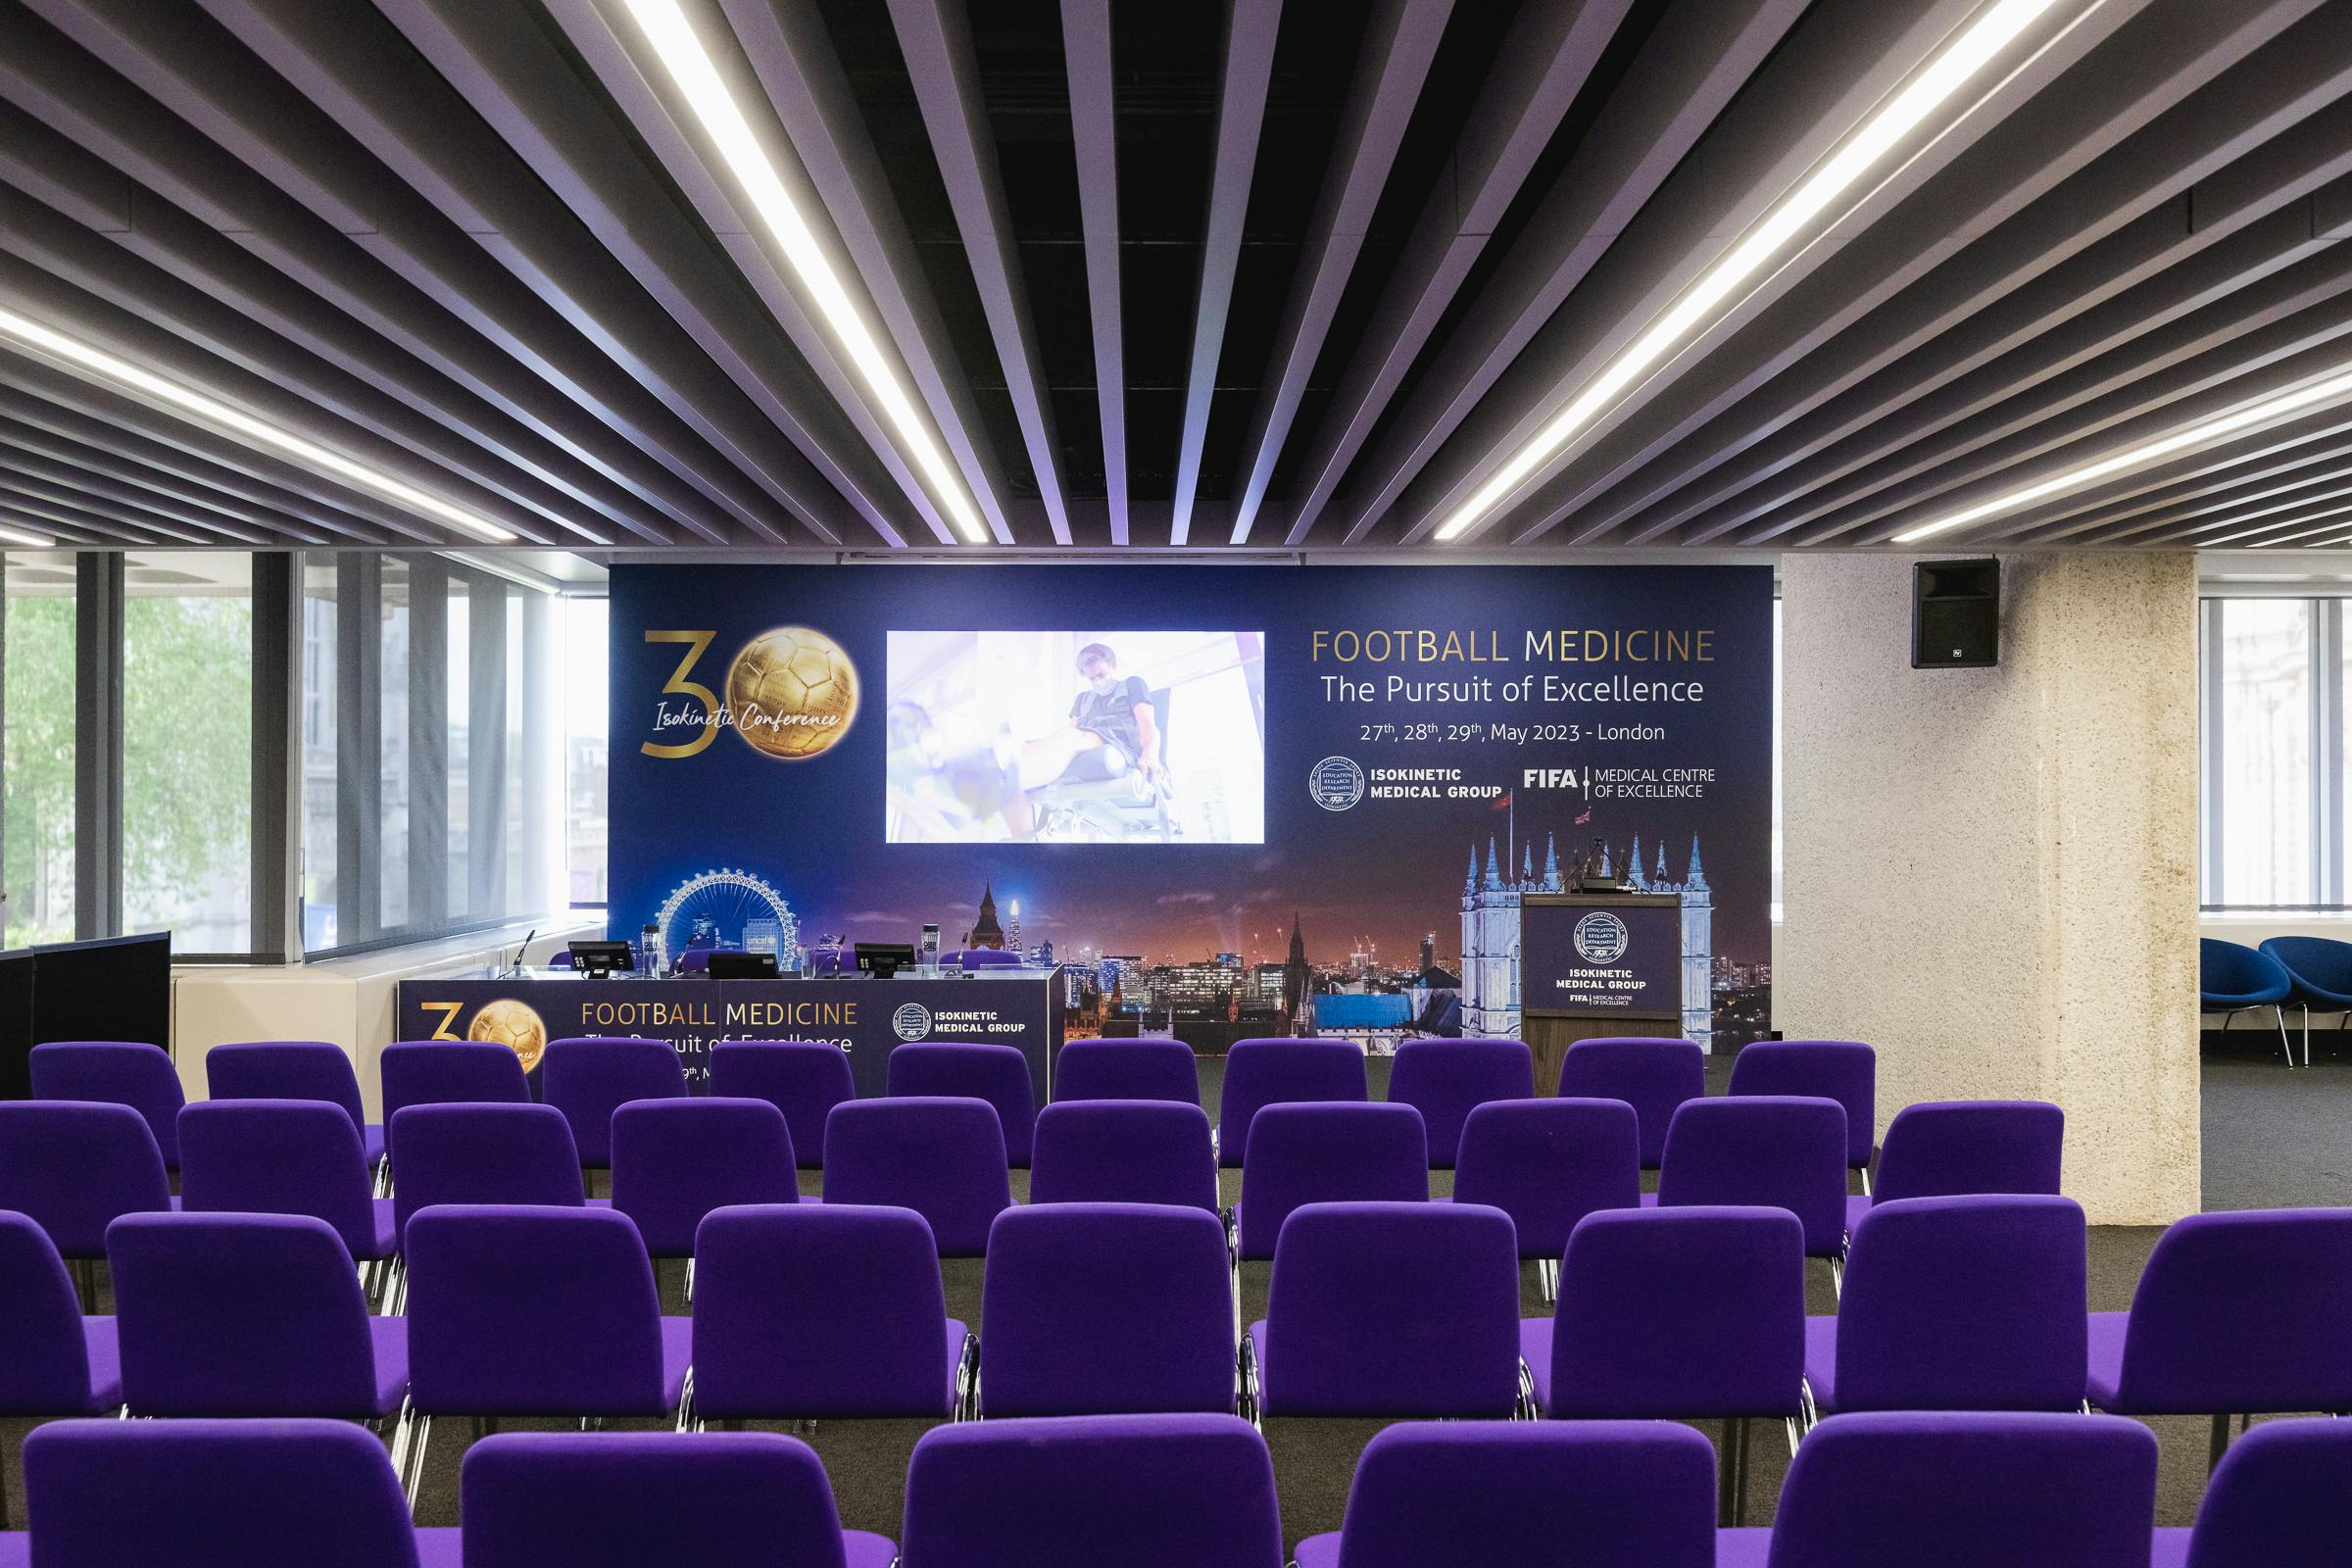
(725, 626, 858, 760)
(467, 998, 548, 1074)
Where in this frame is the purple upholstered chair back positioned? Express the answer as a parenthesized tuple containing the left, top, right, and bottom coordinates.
(955, 947, 1024, 969)
(107, 1212, 382, 1418)
(1555, 1038, 1704, 1168)
(389, 1103, 586, 1242)
(692, 1202, 955, 1419)
(1452, 1097, 1641, 1262)
(540, 1037, 686, 1166)
(0, 1101, 171, 1258)
(1835, 1196, 2087, 1412)
(1385, 1037, 1535, 1167)
(1237, 1102, 1428, 1259)
(461, 1432, 858, 1568)
(1216, 1037, 1367, 1167)
(980, 1203, 1234, 1417)
(29, 1041, 185, 1168)
(1656, 1096, 1850, 1257)
(609, 1097, 798, 1256)
(1053, 1038, 1201, 1103)
(0, 1209, 101, 1414)
(1874, 1101, 2064, 1203)
(403, 1204, 667, 1416)
(1728, 1040, 1876, 1168)
(2109, 1208, 2352, 1414)
(1330, 1421, 1718, 1568)
(1261, 1200, 1519, 1417)
(902, 1413, 1283, 1568)
(1766, 1411, 2157, 1568)
(378, 1041, 528, 1124)
(1030, 1100, 1218, 1212)
(708, 1041, 854, 1168)
(204, 1041, 367, 1137)
(2181, 1417, 2352, 1568)
(889, 1041, 1039, 1166)
(176, 1100, 382, 1257)
(821, 1097, 1011, 1256)
(22, 1417, 425, 1568)
(673, 947, 714, 975)
(1551, 1206, 1805, 1419)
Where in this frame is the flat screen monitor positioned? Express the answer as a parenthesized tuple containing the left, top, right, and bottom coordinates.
(855, 942, 917, 979)
(708, 950, 780, 979)
(567, 940, 635, 978)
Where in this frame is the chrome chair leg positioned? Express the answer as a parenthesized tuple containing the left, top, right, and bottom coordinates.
(2209, 1412, 2232, 1472)
(1718, 1417, 1746, 1526)
(2278, 1005, 2296, 1068)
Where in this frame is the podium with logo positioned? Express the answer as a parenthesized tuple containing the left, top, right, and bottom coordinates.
(1520, 891, 1689, 1095)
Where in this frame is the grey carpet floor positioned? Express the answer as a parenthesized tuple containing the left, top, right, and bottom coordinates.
(9, 1050, 2346, 1550)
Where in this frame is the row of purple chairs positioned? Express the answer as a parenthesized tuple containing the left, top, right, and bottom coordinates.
(29, 1038, 386, 1175)
(8, 1407, 2348, 1567)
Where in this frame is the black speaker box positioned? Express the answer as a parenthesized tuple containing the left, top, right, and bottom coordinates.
(1911, 558, 1999, 668)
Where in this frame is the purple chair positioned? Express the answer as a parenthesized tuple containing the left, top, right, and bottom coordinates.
(1653, 1097, 1851, 1262)
(901, 1412, 1283, 1568)
(0, 1102, 172, 1273)
(1292, 1420, 1719, 1568)
(0, 1209, 122, 1522)
(28, 1041, 186, 1170)
(1235, 1102, 1428, 1260)
(889, 1041, 1039, 1166)
(21, 1417, 458, 1568)
(377, 1041, 529, 1126)
(673, 946, 715, 974)
(691, 1203, 969, 1421)
(1250, 1200, 1520, 1419)
(608, 1098, 799, 1258)
(460, 1431, 893, 1568)
(953, 947, 1024, 969)
(388, 1103, 592, 1250)
(107, 1212, 407, 1421)
(980, 1203, 1237, 1417)
(2153, 1417, 2352, 1567)
(1053, 1038, 1201, 1103)
(1215, 1037, 1366, 1167)
(2087, 1208, 2352, 1471)
(1855, 1099, 2064, 1234)
(539, 1037, 686, 1168)
(1554, 1038, 1705, 1168)
(1450, 1098, 1641, 1297)
(175, 1101, 397, 1271)
(396, 1204, 693, 1502)
(1803, 1196, 2086, 1419)
(205, 1041, 383, 1172)
(1385, 1037, 1534, 1167)
(821, 1097, 1012, 1257)
(1529, 1206, 1805, 1524)
(1727, 1040, 1876, 1174)
(707, 1040, 854, 1169)
(1756, 1410, 2157, 1568)
(1029, 1101, 1219, 1212)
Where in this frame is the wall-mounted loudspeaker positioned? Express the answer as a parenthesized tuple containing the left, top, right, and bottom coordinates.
(1911, 559, 1999, 668)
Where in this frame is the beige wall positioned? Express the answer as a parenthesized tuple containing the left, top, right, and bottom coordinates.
(1777, 552, 2201, 1225)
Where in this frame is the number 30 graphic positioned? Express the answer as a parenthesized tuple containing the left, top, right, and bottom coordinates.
(642, 630, 718, 759)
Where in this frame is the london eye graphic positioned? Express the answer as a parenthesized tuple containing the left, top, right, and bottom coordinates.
(652, 868, 799, 967)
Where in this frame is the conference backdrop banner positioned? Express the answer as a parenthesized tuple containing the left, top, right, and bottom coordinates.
(607, 564, 1773, 1051)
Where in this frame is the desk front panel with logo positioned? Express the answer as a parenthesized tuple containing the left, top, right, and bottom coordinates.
(395, 969, 1061, 1100)
(1520, 892, 1688, 1093)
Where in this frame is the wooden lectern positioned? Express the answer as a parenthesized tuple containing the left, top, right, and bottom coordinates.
(1521, 891, 1686, 1095)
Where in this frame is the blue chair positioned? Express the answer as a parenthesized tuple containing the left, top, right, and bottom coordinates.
(2197, 940, 2291, 1068)
(2258, 937, 2352, 1067)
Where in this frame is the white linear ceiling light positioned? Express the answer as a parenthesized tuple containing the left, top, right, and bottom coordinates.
(1433, 0, 2075, 543)
(0, 304, 516, 543)
(624, 0, 995, 545)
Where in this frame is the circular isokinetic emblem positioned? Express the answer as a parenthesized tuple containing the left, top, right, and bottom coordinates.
(467, 998, 549, 1074)
(725, 626, 858, 760)
(1307, 755, 1366, 811)
(891, 1002, 933, 1042)
(1573, 911, 1631, 965)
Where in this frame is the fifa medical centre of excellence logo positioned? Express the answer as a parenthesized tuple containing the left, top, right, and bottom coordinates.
(641, 624, 858, 762)
(1573, 911, 1631, 965)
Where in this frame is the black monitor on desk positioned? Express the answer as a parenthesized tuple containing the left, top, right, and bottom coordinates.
(708, 950, 780, 979)
(567, 940, 634, 978)
(855, 942, 916, 979)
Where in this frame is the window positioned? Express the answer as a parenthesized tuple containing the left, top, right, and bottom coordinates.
(301, 560, 339, 952)
(563, 596, 609, 906)
(4, 554, 76, 948)
(2201, 595, 2344, 908)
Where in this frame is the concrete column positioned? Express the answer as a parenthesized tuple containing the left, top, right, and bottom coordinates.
(1778, 552, 2200, 1224)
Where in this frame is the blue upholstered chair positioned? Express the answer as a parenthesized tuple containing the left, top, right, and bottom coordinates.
(2258, 937, 2352, 1067)
(2198, 940, 2292, 1067)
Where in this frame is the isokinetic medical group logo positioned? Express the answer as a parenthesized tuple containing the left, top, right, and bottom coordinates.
(891, 1002, 933, 1042)
(1573, 911, 1631, 965)
(1308, 756, 1366, 811)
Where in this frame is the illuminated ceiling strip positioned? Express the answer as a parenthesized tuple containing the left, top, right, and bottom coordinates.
(1434, 0, 2072, 543)
(1893, 363, 2352, 544)
(624, 0, 995, 546)
(0, 304, 515, 543)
